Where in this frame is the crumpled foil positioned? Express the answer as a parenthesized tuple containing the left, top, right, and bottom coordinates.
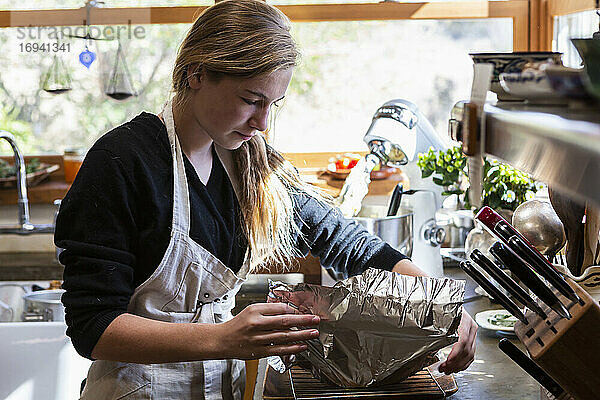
(267, 268, 465, 387)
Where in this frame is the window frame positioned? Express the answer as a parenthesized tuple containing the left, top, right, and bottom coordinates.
(536, 0, 598, 50)
(6, 1, 593, 163)
(1, 1, 529, 50)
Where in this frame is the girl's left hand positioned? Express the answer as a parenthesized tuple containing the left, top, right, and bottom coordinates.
(438, 309, 477, 374)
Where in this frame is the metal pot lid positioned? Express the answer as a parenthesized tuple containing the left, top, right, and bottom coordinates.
(23, 289, 65, 304)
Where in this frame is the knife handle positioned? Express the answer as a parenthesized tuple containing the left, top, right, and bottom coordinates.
(470, 249, 547, 319)
(476, 206, 579, 304)
(459, 261, 527, 324)
(490, 242, 571, 320)
(498, 339, 565, 399)
(387, 183, 403, 216)
(507, 236, 579, 303)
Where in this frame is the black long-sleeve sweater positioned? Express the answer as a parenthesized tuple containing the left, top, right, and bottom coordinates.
(54, 112, 408, 360)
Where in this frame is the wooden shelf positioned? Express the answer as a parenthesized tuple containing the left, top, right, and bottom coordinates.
(0, 153, 406, 205)
(0, 155, 68, 206)
(0, 179, 70, 206)
(284, 152, 408, 197)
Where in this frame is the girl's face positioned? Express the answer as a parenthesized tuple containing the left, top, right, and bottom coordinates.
(188, 68, 293, 150)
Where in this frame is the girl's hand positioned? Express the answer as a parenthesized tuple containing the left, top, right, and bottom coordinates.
(217, 303, 319, 360)
(438, 309, 477, 374)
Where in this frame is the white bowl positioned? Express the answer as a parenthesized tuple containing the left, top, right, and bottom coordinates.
(499, 70, 556, 100)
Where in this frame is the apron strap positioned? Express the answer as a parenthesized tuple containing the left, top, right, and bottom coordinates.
(162, 99, 191, 236)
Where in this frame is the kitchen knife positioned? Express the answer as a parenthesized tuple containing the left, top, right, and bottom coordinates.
(459, 261, 527, 324)
(476, 206, 579, 303)
(489, 242, 571, 320)
(498, 339, 570, 400)
(507, 235, 579, 303)
(470, 249, 547, 319)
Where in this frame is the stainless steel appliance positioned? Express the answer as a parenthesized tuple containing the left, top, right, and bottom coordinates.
(352, 204, 413, 258)
(362, 100, 452, 276)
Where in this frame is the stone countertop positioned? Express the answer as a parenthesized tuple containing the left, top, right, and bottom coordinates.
(444, 265, 541, 400)
(0, 252, 63, 281)
(236, 265, 545, 400)
(0, 253, 550, 399)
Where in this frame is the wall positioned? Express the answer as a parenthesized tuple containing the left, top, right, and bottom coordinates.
(0, 204, 56, 253)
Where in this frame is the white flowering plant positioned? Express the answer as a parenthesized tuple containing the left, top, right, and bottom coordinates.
(480, 158, 538, 211)
(417, 147, 540, 211)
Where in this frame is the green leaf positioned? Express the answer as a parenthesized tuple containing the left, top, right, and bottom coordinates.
(443, 189, 464, 196)
(421, 169, 434, 178)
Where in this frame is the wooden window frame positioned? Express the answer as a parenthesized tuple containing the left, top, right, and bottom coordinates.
(1, 1, 529, 50)
(535, 0, 598, 50)
(5, 1, 596, 166)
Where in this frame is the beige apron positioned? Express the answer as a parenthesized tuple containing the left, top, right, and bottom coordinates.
(80, 100, 250, 400)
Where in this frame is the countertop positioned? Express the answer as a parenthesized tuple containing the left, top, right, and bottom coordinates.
(443, 265, 541, 400)
(2, 253, 545, 399)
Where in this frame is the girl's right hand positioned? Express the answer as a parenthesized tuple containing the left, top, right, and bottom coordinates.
(217, 303, 320, 359)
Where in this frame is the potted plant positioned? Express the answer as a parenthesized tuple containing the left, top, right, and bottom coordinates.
(417, 146, 541, 212)
(417, 147, 544, 256)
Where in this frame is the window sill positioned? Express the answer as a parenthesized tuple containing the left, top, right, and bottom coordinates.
(0, 155, 67, 206)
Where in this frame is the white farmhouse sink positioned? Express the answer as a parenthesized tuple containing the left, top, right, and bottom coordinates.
(0, 322, 91, 400)
(0, 281, 91, 400)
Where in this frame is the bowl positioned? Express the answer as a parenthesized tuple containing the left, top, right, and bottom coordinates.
(553, 264, 600, 303)
(499, 70, 559, 103)
(543, 64, 592, 100)
(470, 52, 563, 101)
(353, 205, 413, 257)
(571, 38, 600, 99)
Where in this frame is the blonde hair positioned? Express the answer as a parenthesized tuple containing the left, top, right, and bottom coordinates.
(172, 0, 329, 270)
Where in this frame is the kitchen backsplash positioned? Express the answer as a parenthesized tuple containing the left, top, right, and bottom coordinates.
(0, 196, 391, 254)
(0, 204, 56, 252)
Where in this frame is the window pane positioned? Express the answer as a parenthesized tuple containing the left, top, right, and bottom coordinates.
(0, 18, 512, 155)
(270, 0, 498, 4)
(0, 24, 187, 153)
(554, 11, 598, 68)
(272, 18, 512, 152)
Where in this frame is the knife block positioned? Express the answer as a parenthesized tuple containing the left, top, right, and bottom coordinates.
(514, 278, 600, 400)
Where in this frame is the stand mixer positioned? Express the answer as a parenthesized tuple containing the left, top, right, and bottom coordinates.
(363, 99, 453, 276)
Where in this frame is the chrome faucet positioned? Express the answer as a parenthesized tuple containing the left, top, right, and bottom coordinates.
(0, 131, 55, 235)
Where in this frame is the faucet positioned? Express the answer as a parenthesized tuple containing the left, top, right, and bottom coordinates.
(0, 131, 55, 235)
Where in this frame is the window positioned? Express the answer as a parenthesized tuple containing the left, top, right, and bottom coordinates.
(0, 24, 187, 152)
(554, 10, 599, 68)
(0, 2, 519, 155)
(273, 18, 512, 152)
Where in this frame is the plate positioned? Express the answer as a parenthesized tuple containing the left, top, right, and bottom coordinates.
(475, 309, 517, 333)
(322, 166, 397, 181)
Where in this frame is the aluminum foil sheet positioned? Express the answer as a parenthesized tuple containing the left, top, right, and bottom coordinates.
(268, 268, 465, 387)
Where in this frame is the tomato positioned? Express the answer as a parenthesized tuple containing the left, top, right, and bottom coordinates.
(334, 154, 360, 171)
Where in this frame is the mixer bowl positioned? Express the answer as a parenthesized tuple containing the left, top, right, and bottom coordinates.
(352, 205, 413, 258)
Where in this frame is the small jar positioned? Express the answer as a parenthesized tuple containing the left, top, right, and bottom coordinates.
(63, 148, 85, 184)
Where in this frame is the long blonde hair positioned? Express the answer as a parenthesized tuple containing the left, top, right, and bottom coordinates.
(172, 0, 328, 270)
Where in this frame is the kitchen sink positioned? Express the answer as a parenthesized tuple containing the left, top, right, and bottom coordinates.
(0, 274, 304, 400)
(0, 281, 91, 400)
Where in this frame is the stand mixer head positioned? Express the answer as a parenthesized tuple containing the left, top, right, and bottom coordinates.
(363, 99, 450, 168)
(362, 99, 452, 276)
